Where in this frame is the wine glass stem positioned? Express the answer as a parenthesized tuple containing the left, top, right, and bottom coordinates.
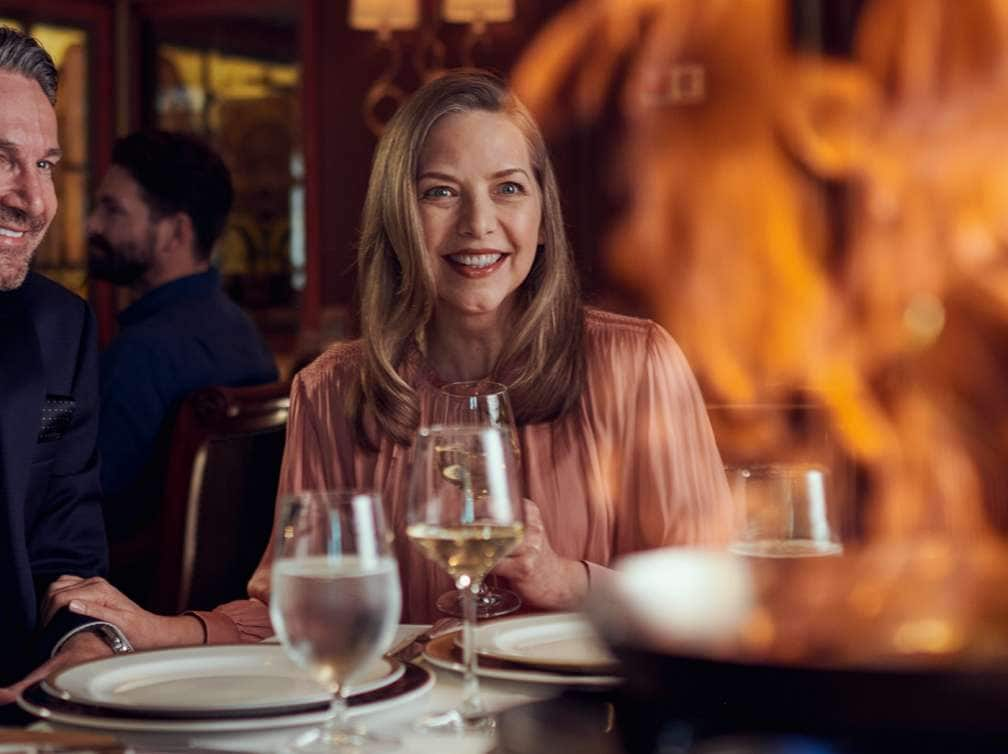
(459, 578, 485, 720)
(323, 691, 350, 739)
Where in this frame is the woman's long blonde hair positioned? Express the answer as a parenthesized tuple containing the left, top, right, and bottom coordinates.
(350, 70, 586, 448)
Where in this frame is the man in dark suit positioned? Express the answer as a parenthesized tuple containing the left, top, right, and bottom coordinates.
(0, 26, 126, 713)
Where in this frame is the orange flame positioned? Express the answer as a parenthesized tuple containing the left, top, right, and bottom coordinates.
(513, 0, 1008, 542)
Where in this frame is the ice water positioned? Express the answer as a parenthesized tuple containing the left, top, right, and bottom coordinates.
(271, 555, 401, 689)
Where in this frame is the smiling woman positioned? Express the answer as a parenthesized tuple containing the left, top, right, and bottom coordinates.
(41, 70, 733, 646)
(417, 109, 541, 353)
(249, 70, 733, 624)
(353, 71, 585, 451)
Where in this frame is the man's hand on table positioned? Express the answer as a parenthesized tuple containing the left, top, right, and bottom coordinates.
(1, 568, 209, 708)
(0, 631, 112, 705)
(43, 575, 204, 649)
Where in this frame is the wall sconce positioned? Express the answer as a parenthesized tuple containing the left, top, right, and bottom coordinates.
(349, 0, 517, 132)
(349, 0, 420, 134)
(441, 0, 514, 66)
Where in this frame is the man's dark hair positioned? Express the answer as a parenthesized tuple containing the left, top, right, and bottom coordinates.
(112, 130, 234, 260)
(0, 26, 58, 104)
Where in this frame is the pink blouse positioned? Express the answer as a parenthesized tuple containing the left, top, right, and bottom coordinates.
(198, 309, 732, 641)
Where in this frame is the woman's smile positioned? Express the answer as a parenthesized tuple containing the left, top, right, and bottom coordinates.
(443, 249, 510, 276)
(417, 109, 542, 320)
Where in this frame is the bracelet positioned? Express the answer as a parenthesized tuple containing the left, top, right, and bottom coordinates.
(182, 610, 209, 645)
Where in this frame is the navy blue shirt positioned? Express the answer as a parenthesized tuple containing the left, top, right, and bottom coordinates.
(99, 268, 277, 540)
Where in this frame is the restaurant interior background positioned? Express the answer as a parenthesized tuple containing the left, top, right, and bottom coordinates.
(6, 0, 1008, 560)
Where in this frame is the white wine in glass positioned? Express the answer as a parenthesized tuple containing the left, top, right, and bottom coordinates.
(431, 380, 523, 618)
(409, 522, 525, 583)
(407, 425, 524, 734)
(270, 491, 401, 753)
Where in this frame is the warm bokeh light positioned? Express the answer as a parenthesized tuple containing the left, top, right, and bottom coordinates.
(514, 0, 1008, 546)
(516, 0, 1008, 672)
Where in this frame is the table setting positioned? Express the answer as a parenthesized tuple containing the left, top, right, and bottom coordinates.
(11, 613, 618, 753)
(18, 386, 868, 754)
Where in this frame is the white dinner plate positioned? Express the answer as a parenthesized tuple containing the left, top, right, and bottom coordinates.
(425, 633, 621, 687)
(465, 613, 618, 671)
(18, 697, 333, 734)
(45, 645, 402, 716)
(19, 663, 435, 732)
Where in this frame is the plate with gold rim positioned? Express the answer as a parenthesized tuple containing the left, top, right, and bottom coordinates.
(457, 613, 619, 672)
(427, 632, 621, 686)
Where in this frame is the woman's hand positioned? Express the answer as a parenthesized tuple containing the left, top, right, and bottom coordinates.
(43, 575, 204, 650)
(492, 499, 589, 610)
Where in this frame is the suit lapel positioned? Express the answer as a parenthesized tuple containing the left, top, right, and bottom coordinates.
(0, 286, 44, 524)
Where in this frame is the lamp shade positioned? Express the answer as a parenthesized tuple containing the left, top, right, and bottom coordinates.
(442, 0, 515, 24)
(349, 0, 420, 31)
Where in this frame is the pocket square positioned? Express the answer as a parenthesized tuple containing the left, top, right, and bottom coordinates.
(39, 395, 75, 443)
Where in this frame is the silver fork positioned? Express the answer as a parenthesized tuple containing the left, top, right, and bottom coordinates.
(386, 616, 462, 662)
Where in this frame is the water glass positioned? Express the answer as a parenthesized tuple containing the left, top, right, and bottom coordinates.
(728, 464, 842, 557)
(270, 490, 401, 752)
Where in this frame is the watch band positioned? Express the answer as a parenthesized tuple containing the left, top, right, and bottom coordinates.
(51, 620, 135, 657)
(91, 623, 134, 654)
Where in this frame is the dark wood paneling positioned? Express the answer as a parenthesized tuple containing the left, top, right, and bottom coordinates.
(300, 0, 321, 334)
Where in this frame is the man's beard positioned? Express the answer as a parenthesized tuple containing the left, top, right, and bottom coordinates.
(87, 233, 151, 287)
(0, 248, 32, 291)
(0, 205, 48, 291)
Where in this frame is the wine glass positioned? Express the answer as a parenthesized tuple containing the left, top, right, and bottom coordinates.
(406, 425, 525, 733)
(431, 380, 522, 619)
(270, 491, 401, 753)
(727, 464, 843, 557)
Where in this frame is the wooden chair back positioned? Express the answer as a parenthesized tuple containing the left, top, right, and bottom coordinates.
(151, 381, 290, 613)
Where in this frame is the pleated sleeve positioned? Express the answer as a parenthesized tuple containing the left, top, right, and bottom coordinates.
(613, 321, 733, 553)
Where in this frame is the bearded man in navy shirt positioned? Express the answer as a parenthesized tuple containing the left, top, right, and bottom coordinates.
(87, 131, 278, 604)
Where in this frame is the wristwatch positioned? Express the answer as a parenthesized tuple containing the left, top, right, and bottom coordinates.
(50, 619, 135, 658)
(87, 623, 134, 654)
